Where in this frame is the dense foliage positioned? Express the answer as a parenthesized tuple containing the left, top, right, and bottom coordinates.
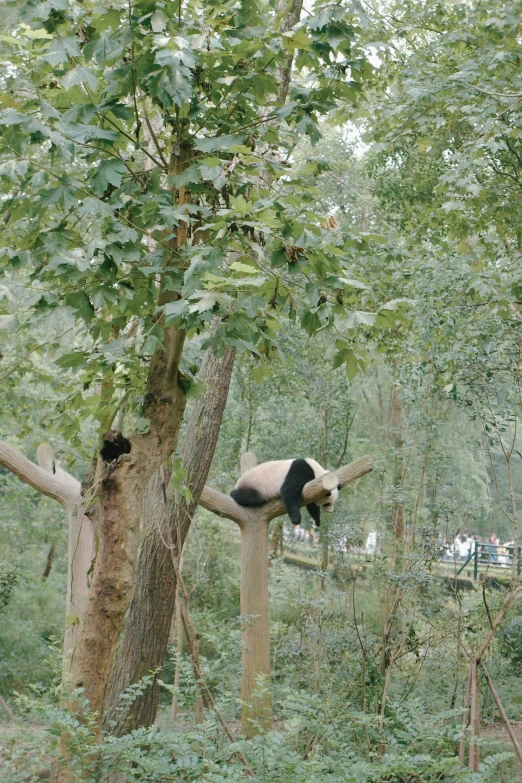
(2, 0, 522, 781)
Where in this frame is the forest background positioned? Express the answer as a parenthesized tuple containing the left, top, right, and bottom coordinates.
(2, 0, 522, 781)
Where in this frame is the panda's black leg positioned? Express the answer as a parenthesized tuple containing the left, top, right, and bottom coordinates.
(280, 459, 315, 525)
(306, 503, 321, 527)
(281, 490, 302, 524)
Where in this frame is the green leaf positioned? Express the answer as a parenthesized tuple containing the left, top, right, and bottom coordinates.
(282, 29, 312, 51)
(185, 380, 205, 400)
(42, 36, 81, 66)
(379, 298, 414, 310)
(65, 292, 95, 324)
(194, 134, 246, 153)
(0, 34, 29, 48)
(134, 417, 151, 434)
(151, 10, 167, 32)
(333, 348, 350, 370)
(163, 300, 188, 321)
(345, 311, 376, 328)
(91, 159, 127, 196)
(340, 277, 368, 290)
(0, 314, 15, 329)
(229, 261, 259, 274)
(62, 66, 98, 91)
(301, 309, 322, 335)
(18, 24, 53, 39)
(345, 351, 359, 381)
(55, 352, 90, 369)
(91, 9, 122, 32)
(151, 45, 195, 108)
(62, 122, 120, 143)
(168, 165, 201, 188)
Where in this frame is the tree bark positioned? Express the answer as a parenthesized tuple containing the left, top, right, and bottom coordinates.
(102, 466, 175, 734)
(63, 502, 95, 666)
(275, 0, 304, 101)
(104, 346, 235, 733)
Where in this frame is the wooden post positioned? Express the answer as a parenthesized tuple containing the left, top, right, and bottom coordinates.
(240, 451, 257, 475)
(198, 453, 373, 736)
(237, 452, 271, 733)
(240, 520, 271, 732)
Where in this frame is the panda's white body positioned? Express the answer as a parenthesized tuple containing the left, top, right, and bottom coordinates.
(230, 458, 339, 526)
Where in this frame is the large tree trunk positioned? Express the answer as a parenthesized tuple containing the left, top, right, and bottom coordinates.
(104, 346, 235, 733)
(66, 141, 196, 730)
(66, 319, 187, 724)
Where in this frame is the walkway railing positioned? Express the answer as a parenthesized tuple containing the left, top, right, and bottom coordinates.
(455, 543, 521, 580)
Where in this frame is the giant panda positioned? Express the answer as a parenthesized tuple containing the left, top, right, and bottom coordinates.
(230, 458, 340, 526)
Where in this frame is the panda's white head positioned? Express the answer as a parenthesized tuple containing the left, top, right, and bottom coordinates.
(317, 485, 340, 513)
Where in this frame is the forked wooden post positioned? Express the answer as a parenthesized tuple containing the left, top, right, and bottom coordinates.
(237, 452, 272, 733)
(198, 452, 373, 736)
(0, 441, 94, 671)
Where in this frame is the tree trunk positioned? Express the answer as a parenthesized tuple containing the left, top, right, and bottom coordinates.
(320, 518, 329, 576)
(104, 346, 235, 733)
(102, 466, 176, 734)
(391, 383, 405, 543)
(67, 139, 195, 729)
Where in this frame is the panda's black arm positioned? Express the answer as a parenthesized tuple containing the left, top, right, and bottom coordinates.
(280, 459, 316, 525)
(306, 503, 321, 527)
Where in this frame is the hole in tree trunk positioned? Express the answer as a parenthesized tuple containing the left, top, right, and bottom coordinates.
(100, 430, 131, 463)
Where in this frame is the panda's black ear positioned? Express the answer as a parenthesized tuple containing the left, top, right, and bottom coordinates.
(337, 484, 342, 491)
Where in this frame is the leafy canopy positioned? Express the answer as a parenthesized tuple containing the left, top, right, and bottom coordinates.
(0, 0, 387, 437)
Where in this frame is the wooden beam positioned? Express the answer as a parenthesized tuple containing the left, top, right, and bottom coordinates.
(0, 439, 80, 509)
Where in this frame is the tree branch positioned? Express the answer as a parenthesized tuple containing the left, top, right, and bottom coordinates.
(0, 440, 80, 508)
